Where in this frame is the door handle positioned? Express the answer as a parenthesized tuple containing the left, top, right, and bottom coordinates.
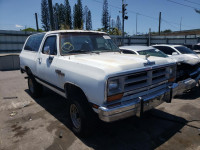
(55, 69, 65, 76)
(55, 69, 61, 74)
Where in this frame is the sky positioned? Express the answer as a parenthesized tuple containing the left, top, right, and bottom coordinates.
(0, 0, 200, 35)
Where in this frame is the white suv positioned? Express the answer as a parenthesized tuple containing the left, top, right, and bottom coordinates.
(20, 30, 177, 136)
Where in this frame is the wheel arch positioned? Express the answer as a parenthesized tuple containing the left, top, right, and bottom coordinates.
(64, 82, 90, 104)
(25, 66, 33, 76)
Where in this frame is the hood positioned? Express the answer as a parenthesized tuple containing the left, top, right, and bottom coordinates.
(169, 54, 200, 65)
(64, 52, 175, 76)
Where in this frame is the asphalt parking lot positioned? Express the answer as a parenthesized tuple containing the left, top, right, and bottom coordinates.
(0, 70, 200, 150)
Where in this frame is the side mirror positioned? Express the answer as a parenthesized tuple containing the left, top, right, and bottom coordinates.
(172, 52, 178, 55)
(44, 46, 50, 55)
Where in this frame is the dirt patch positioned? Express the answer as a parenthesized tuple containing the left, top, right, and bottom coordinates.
(11, 124, 29, 138)
(46, 120, 76, 150)
(7, 110, 47, 124)
(179, 104, 200, 120)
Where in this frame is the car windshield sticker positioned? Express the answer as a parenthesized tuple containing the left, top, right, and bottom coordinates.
(103, 36, 111, 39)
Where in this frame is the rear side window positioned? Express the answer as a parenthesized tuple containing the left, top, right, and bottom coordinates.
(175, 46, 195, 54)
(24, 33, 45, 52)
(154, 46, 175, 55)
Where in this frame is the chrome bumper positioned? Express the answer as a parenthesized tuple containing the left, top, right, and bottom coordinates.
(98, 85, 175, 122)
(173, 74, 200, 96)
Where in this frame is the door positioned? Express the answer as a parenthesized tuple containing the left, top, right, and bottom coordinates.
(36, 35, 58, 86)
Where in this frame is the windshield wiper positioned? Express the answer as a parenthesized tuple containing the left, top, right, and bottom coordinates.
(66, 50, 90, 54)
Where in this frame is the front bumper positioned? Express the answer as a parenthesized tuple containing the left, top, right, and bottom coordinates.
(98, 84, 175, 122)
(173, 73, 200, 96)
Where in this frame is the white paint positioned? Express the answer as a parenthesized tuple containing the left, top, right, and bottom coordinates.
(20, 31, 176, 111)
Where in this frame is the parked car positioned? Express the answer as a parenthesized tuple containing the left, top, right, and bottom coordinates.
(183, 44, 200, 51)
(152, 45, 200, 95)
(120, 45, 200, 96)
(20, 31, 177, 137)
(120, 45, 168, 58)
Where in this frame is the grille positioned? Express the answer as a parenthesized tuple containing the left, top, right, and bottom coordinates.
(124, 67, 168, 92)
(106, 66, 172, 108)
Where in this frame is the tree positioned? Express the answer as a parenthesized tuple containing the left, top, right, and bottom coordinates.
(83, 6, 89, 29)
(73, 4, 78, 29)
(102, 0, 109, 32)
(116, 15, 121, 31)
(64, 0, 72, 29)
(162, 29, 172, 33)
(73, 0, 83, 29)
(53, 3, 60, 30)
(86, 10, 92, 30)
(109, 27, 122, 35)
(41, 0, 50, 31)
(111, 18, 115, 29)
(22, 28, 43, 32)
(58, 4, 66, 26)
(83, 6, 92, 30)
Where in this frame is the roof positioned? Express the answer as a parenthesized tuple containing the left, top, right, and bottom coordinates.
(119, 45, 155, 51)
(47, 30, 107, 34)
(152, 44, 183, 47)
(28, 30, 107, 38)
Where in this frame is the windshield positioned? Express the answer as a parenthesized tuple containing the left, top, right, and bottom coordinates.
(175, 46, 195, 54)
(137, 49, 168, 58)
(60, 33, 119, 55)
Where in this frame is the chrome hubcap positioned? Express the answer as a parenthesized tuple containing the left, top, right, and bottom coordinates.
(70, 104, 81, 129)
(29, 78, 34, 93)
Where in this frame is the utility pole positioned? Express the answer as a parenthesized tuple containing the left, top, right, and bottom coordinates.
(148, 28, 151, 46)
(121, 0, 128, 46)
(136, 13, 138, 35)
(158, 12, 161, 35)
(180, 17, 182, 31)
(48, 0, 55, 31)
(35, 13, 39, 32)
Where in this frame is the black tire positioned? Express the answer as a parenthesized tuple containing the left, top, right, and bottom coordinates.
(68, 95, 96, 137)
(28, 76, 43, 98)
(198, 80, 200, 89)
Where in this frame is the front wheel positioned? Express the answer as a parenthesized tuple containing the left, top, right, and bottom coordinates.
(68, 96, 96, 137)
(28, 76, 43, 98)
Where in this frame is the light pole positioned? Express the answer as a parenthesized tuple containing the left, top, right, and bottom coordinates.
(121, 0, 128, 45)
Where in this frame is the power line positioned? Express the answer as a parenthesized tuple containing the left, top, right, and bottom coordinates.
(92, 0, 199, 29)
(93, 0, 121, 10)
(93, 0, 158, 20)
(162, 18, 198, 29)
(185, 0, 200, 6)
(167, 0, 198, 9)
(162, 19, 179, 29)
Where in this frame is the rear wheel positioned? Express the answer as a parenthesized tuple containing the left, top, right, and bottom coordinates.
(28, 76, 43, 98)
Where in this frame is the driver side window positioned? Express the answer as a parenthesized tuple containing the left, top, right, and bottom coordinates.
(42, 36, 57, 55)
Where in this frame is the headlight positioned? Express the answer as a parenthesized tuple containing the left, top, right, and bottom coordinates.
(107, 78, 124, 96)
(108, 80, 119, 90)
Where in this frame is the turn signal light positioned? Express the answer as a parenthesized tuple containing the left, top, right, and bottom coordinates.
(107, 93, 123, 102)
(168, 77, 175, 82)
